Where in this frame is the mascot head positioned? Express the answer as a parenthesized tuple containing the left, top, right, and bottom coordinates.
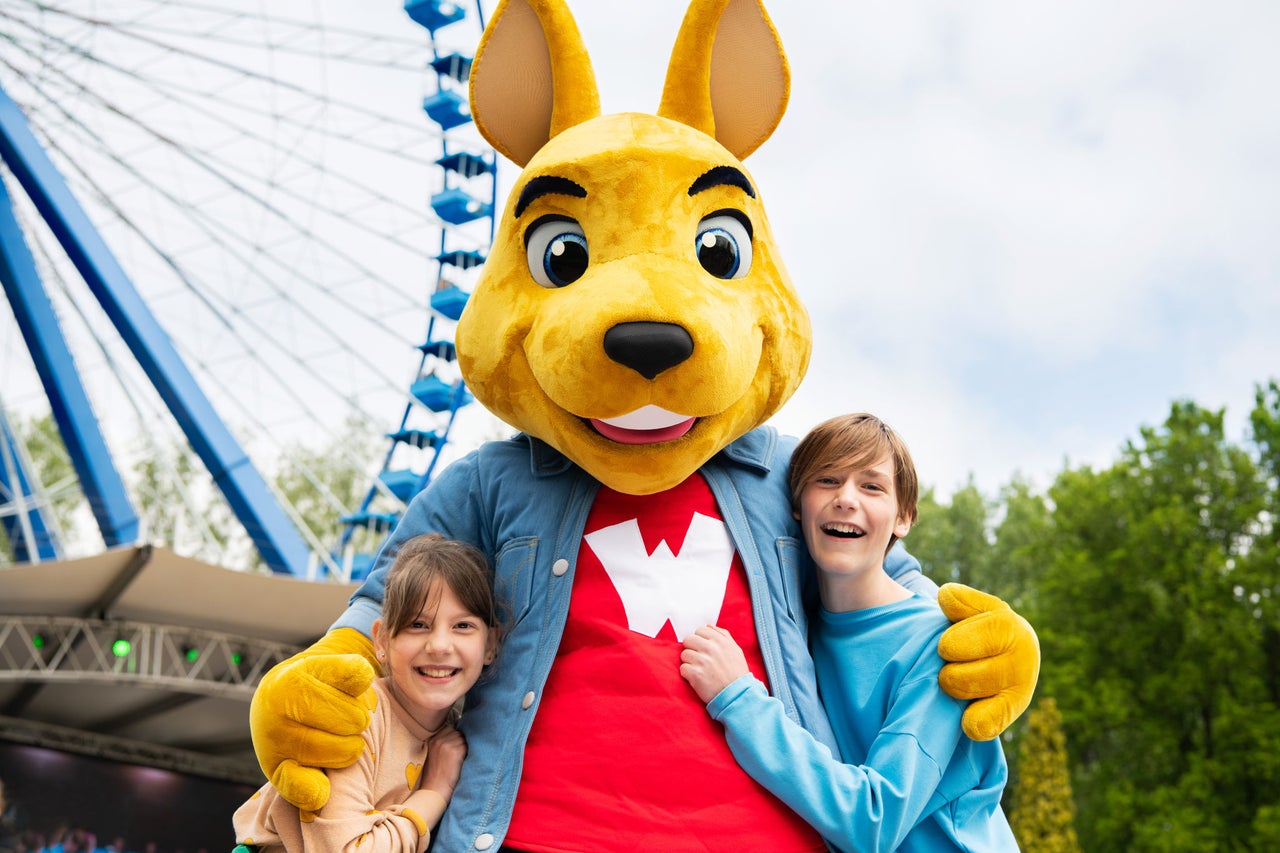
(457, 0, 810, 495)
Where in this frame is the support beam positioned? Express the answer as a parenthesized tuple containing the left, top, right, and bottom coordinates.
(0, 714, 262, 785)
(0, 177, 137, 549)
(0, 81, 309, 574)
(0, 404, 62, 561)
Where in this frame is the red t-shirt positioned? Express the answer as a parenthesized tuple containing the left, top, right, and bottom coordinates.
(504, 474, 824, 852)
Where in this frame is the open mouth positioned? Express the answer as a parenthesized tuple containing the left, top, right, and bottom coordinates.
(589, 405, 697, 445)
(416, 666, 461, 680)
(821, 522, 866, 539)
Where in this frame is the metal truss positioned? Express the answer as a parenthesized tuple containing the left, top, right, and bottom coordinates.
(0, 613, 305, 783)
(0, 614, 301, 699)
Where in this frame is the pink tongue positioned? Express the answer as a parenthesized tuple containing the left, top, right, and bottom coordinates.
(590, 417, 696, 445)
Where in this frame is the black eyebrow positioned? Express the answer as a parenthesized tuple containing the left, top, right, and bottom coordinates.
(688, 165, 756, 199)
(515, 175, 588, 217)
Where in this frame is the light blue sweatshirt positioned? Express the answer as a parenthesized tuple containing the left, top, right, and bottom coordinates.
(707, 593, 1019, 852)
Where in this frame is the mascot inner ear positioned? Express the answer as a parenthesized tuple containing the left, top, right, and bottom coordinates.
(469, 0, 602, 167)
(658, 0, 790, 160)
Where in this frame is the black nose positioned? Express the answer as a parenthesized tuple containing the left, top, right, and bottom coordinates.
(603, 322, 694, 380)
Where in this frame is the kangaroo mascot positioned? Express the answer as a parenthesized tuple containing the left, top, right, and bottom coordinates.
(250, 1, 1040, 850)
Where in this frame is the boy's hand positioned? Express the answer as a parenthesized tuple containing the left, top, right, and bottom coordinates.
(936, 583, 1041, 741)
(680, 625, 750, 704)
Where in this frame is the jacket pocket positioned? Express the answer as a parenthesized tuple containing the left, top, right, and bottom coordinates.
(494, 536, 538, 625)
(774, 535, 806, 624)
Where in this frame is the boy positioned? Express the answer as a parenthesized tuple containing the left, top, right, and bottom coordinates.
(680, 413, 1019, 852)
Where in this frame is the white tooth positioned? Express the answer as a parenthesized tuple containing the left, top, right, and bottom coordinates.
(599, 405, 689, 430)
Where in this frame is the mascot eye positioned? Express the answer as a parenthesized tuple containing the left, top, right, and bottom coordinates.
(695, 212, 753, 279)
(525, 216, 589, 288)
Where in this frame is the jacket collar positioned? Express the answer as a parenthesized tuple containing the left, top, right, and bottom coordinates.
(521, 425, 778, 480)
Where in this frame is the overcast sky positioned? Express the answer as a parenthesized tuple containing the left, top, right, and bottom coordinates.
(536, 0, 1280, 497)
(5, 0, 1278, 508)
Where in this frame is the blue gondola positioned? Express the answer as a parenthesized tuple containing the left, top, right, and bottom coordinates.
(404, 0, 466, 32)
(431, 187, 491, 224)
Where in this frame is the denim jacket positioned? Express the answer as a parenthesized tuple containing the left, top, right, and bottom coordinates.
(333, 426, 933, 852)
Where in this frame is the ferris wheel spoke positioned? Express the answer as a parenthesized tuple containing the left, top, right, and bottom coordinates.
(2, 0, 498, 575)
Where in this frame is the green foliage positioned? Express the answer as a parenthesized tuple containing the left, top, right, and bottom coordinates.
(911, 384, 1280, 850)
(1008, 696, 1082, 853)
(4, 411, 381, 570)
(1033, 394, 1279, 850)
(271, 415, 383, 558)
(133, 440, 239, 559)
(0, 413, 83, 564)
(912, 479, 994, 588)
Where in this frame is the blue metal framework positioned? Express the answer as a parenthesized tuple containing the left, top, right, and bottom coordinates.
(0, 167, 137, 551)
(0, 82, 309, 575)
(0, 404, 61, 563)
(336, 0, 496, 578)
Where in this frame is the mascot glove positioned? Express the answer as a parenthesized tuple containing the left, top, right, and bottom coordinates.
(250, 627, 380, 811)
(936, 583, 1040, 742)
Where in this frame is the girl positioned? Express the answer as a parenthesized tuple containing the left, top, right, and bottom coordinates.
(233, 534, 499, 852)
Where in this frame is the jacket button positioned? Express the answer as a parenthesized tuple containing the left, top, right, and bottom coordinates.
(522, 691, 536, 710)
(552, 558, 569, 576)
(474, 833, 495, 850)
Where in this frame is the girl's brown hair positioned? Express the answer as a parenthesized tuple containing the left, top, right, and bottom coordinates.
(381, 533, 498, 637)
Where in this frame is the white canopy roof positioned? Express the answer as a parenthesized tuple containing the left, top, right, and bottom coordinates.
(0, 544, 358, 783)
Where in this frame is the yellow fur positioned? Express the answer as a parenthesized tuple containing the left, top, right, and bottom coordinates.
(457, 114, 809, 494)
(460, 0, 806, 495)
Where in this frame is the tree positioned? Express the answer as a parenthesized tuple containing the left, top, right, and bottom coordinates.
(1035, 398, 1275, 850)
(1008, 696, 1082, 853)
(0, 413, 85, 564)
(131, 439, 243, 566)
(3, 409, 383, 573)
(988, 476, 1053, 615)
(911, 479, 993, 588)
(271, 415, 382, 568)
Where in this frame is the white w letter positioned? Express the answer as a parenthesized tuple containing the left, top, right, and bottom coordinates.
(584, 513, 735, 641)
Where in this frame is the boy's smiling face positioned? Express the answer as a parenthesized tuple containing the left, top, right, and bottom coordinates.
(799, 454, 913, 605)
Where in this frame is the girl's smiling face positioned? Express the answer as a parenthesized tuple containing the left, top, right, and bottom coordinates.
(373, 577, 496, 731)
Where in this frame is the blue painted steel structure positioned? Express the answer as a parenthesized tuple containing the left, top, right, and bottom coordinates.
(335, 0, 496, 578)
(0, 166, 138, 550)
(0, 82, 309, 575)
(0, 405, 61, 562)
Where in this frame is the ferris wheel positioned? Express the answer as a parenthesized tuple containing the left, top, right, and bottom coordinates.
(0, 0, 500, 579)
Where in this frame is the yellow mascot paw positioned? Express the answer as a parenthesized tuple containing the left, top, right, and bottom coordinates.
(250, 628, 378, 810)
(270, 759, 332, 816)
(935, 583, 1040, 741)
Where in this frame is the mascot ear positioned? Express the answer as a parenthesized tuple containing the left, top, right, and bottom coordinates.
(658, 0, 790, 159)
(469, 0, 602, 166)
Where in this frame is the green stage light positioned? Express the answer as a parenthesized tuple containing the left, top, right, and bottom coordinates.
(111, 639, 132, 657)
(231, 652, 244, 666)
(184, 646, 200, 662)
(32, 634, 45, 649)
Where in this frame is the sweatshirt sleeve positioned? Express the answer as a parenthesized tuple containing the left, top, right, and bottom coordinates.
(707, 673, 959, 853)
(298, 711, 436, 852)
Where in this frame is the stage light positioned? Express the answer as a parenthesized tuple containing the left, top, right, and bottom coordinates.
(231, 652, 244, 666)
(183, 646, 200, 663)
(32, 633, 45, 649)
(111, 639, 132, 657)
